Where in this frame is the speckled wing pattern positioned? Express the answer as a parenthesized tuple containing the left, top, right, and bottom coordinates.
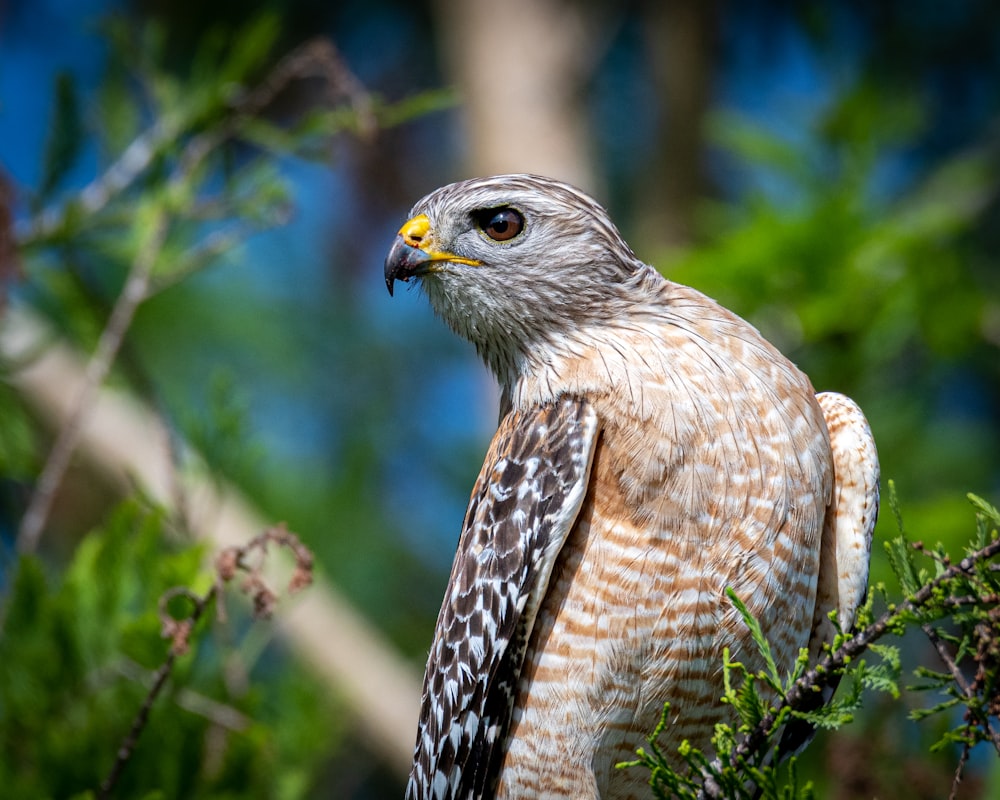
(405, 396, 599, 800)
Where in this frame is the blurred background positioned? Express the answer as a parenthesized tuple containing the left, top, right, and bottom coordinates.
(1, 0, 998, 797)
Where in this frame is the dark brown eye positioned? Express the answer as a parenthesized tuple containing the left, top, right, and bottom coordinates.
(475, 207, 524, 242)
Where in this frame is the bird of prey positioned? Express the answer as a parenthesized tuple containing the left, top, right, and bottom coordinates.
(383, 174, 879, 800)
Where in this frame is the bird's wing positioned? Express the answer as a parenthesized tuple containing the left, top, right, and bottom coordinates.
(809, 390, 880, 655)
(776, 392, 879, 762)
(405, 396, 599, 800)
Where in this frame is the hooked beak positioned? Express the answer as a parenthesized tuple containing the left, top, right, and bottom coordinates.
(384, 213, 481, 296)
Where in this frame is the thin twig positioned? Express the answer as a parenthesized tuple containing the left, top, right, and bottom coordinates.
(947, 740, 971, 800)
(16, 211, 169, 554)
(922, 623, 975, 699)
(14, 39, 375, 550)
(147, 217, 286, 296)
(18, 38, 372, 249)
(96, 525, 314, 796)
(98, 654, 179, 798)
(922, 610, 1000, 756)
(97, 585, 216, 799)
(19, 118, 183, 245)
(95, 657, 252, 732)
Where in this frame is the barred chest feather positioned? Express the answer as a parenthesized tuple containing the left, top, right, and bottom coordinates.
(496, 282, 833, 798)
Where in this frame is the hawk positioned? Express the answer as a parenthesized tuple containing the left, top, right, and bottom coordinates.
(384, 174, 879, 800)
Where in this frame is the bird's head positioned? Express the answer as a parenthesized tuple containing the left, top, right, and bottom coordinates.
(384, 174, 652, 384)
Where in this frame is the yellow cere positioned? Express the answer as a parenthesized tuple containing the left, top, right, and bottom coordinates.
(399, 214, 431, 247)
(398, 213, 481, 267)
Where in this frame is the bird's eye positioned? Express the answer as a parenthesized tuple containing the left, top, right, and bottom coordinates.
(474, 207, 524, 242)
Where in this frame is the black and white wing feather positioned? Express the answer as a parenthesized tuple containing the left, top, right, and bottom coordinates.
(405, 396, 599, 800)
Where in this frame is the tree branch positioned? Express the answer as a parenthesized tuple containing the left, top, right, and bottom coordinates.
(15, 210, 168, 554)
(96, 525, 314, 798)
(96, 585, 215, 800)
(696, 534, 1000, 799)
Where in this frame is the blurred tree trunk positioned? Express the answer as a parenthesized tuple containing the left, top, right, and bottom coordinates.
(430, 0, 606, 419)
(433, 0, 716, 248)
(431, 0, 603, 193)
(636, 0, 716, 249)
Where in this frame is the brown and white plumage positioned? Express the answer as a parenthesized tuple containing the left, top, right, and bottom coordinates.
(384, 174, 879, 800)
(809, 392, 880, 653)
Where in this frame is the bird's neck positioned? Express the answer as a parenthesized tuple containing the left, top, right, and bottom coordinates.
(489, 268, 671, 411)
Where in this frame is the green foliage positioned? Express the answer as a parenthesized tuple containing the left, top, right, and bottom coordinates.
(894, 494, 1000, 756)
(624, 491, 1000, 799)
(11, 0, 453, 624)
(0, 384, 40, 479)
(184, 371, 265, 486)
(0, 501, 341, 798)
(21, 11, 449, 354)
(0, 13, 455, 797)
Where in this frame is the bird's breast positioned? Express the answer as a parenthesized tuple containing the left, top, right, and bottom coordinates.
(498, 292, 834, 796)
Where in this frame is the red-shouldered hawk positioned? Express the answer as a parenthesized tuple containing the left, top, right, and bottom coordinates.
(384, 174, 879, 800)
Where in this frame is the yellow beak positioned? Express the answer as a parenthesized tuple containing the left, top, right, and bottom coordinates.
(384, 214, 481, 295)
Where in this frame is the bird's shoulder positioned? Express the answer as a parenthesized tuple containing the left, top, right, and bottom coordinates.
(510, 278, 815, 420)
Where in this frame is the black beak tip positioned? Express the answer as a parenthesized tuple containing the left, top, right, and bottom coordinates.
(384, 236, 428, 297)
(383, 246, 400, 296)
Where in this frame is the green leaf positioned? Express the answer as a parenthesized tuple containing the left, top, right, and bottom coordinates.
(38, 72, 84, 202)
(726, 587, 783, 690)
(967, 492, 1000, 529)
(791, 667, 864, 731)
(0, 384, 40, 477)
(884, 535, 921, 596)
(216, 13, 282, 86)
(374, 88, 458, 128)
(910, 697, 961, 722)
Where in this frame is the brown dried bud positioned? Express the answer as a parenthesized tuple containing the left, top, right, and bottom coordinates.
(289, 564, 313, 594)
(252, 586, 278, 619)
(215, 548, 239, 582)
